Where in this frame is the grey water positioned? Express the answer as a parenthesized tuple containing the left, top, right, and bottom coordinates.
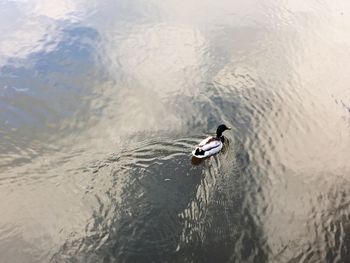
(1, 0, 350, 262)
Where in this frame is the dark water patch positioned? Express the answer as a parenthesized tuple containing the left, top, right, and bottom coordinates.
(52, 136, 267, 262)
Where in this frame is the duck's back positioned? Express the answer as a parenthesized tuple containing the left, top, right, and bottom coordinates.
(199, 136, 214, 147)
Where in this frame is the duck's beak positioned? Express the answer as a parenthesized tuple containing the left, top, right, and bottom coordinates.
(227, 126, 232, 130)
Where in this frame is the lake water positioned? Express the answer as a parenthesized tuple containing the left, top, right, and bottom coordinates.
(1, 0, 350, 262)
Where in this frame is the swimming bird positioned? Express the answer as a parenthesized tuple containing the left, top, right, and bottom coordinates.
(192, 124, 231, 158)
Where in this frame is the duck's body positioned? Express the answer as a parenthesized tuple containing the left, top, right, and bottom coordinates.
(192, 124, 231, 158)
(191, 136, 224, 158)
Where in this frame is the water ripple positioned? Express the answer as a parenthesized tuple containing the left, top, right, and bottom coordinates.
(2, 0, 350, 262)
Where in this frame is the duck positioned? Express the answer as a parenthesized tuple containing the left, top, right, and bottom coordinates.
(192, 124, 231, 158)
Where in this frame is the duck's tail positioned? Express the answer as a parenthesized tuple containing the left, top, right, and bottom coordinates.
(195, 148, 205, 156)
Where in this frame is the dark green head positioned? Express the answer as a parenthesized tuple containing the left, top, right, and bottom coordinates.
(216, 124, 231, 137)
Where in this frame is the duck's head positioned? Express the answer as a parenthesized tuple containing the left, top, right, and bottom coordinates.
(216, 124, 231, 137)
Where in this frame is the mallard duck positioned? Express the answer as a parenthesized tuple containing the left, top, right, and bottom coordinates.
(192, 124, 231, 158)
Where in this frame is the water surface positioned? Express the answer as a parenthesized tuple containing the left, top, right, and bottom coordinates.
(1, 0, 350, 262)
